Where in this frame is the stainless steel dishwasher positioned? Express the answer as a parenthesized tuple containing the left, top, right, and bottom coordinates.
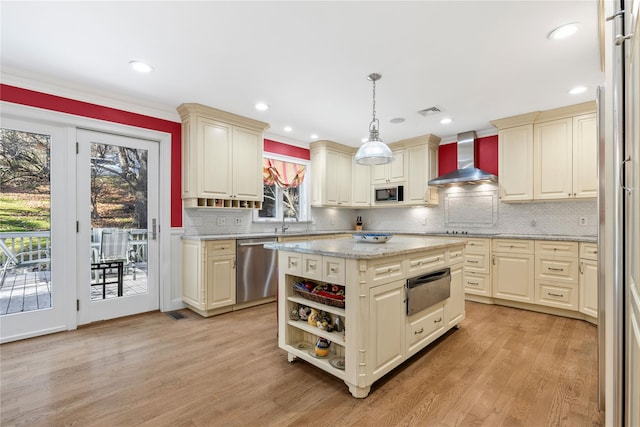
(236, 237, 278, 304)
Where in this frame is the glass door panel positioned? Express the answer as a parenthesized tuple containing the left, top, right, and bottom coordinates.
(77, 130, 158, 324)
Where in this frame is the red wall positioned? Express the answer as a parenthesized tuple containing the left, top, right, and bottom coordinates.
(264, 138, 310, 160)
(437, 135, 498, 176)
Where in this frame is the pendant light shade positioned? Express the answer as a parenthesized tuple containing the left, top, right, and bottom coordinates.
(355, 73, 394, 165)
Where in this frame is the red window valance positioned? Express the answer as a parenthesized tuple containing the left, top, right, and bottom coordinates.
(263, 158, 306, 188)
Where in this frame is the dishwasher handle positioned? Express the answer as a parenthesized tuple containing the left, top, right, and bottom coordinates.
(238, 241, 275, 247)
(407, 268, 451, 289)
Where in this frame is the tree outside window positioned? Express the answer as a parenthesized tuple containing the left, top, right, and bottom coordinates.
(257, 156, 308, 222)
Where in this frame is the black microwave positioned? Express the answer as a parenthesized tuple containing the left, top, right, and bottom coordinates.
(374, 185, 404, 202)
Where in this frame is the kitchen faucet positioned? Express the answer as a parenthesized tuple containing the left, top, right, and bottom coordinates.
(281, 215, 288, 233)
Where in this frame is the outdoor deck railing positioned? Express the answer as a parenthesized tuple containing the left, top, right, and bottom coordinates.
(0, 229, 149, 266)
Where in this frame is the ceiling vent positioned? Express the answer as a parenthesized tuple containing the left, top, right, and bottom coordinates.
(417, 106, 442, 116)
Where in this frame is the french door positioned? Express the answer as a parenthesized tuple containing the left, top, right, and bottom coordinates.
(76, 130, 159, 324)
(0, 118, 72, 343)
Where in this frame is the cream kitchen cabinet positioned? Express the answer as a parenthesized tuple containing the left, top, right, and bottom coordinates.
(534, 241, 579, 311)
(177, 103, 269, 209)
(533, 113, 597, 200)
(351, 158, 371, 206)
(182, 239, 236, 317)
(371, 149, 406, 185)
(579, 242, 598, 320)
(496, 124, 535, 201)
(491, 102, 596, 202)
(463, 238, 492, 297)
(405, 137, 440, 206)
(445, 264, 465, 328)
(492, 239, 535, 303)
(310, 141, 353, 207)
(369, 280, 405, 381)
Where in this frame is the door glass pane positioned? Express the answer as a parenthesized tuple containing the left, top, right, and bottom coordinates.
(90, 143, 148, 300)
(0, 129, 52, 315)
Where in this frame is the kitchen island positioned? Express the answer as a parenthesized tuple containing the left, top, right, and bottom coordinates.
(265, 235, 466, 398)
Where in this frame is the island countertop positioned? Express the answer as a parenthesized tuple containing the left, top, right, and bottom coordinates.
(264, 235, 466, 259)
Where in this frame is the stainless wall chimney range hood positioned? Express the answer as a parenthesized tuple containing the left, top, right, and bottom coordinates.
(428, 131, 498, 186)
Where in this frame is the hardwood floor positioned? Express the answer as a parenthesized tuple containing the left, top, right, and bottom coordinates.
(0, 301, 604, 427)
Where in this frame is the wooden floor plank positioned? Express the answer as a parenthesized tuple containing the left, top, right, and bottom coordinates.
(0, 302, 604, 426)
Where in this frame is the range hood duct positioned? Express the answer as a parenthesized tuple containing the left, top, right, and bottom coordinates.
(428, 130, 498, 186)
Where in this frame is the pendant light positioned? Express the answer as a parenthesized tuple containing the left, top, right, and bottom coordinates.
(355, 73, 394, 165)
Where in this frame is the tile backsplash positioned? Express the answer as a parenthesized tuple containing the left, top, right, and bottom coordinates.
(182, 183, 597, 237)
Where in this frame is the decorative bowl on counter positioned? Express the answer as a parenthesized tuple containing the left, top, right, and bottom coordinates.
(352, 233, 393, 243)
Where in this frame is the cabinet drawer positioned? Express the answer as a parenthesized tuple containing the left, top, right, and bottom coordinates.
(406, 305, 445, 353)
(536, 257, 578, 283)
(448, 247, 465, 265)
(579, 242, 598, 260)
(281, 252, 301, 275)
(368, 256, 405, 285)
(302, 254, 323, 280)
(463, 273, 490, 296)
(535, 280, 579, 311)
(465, 252, 490, 274)
(323, 256, 345, 285)
(205, 240, 235, 255)
(535, 240, 579, 257)
(492, 239, 534, 254)
(407, 250, 446, 275)
(465, 238, 491, 253)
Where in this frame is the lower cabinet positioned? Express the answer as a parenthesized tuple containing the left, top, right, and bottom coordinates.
(579, 242, 598, 319)
(492, 239, 535, 303)
(369, 280, 405, 381)
(182, 239, 236, 316)
(445, 264, 465, 328)
(534, 241, 579, 311)
(464, 238, 492, 297)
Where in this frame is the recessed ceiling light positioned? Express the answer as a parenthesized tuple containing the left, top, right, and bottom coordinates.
(440, 118, 452, 124)
(310, 134, 318, 139)
(548, 23, 579, 40)
(255, 102, 269, 111)
(129, 60, 153, 73)
(569, 85, 588, 95)
(284, 126, 292, 132)
(390, 117, 405, 124)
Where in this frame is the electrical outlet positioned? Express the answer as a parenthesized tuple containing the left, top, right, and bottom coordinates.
(235, 217, 242, 225)
(579, 217, 587, 226)
(423, 217, 428, 226)
(217, 217, 226, 226)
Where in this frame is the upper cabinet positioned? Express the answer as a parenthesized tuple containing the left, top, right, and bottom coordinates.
(310, 134, 439, 208)
(310, 141, 353, 207)
(402, 135, 440, 206)
(177, 103, 269, 208)
(371, 149, 406, 185)
(491, 102, 596, 202)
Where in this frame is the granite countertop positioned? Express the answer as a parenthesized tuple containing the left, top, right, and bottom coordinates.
(182, 231, 597, 243)
(263, 235, 466, 259)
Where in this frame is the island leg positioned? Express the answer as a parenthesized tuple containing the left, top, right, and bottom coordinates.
(287, 353, 297, 363)
(346, 382, 371, 398)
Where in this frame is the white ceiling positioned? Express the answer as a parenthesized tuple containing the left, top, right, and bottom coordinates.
(1, 1, 604, 147)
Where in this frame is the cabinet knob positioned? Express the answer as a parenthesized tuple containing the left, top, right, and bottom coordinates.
(434, 317, 443, 323)
(415, 327, 424, 335)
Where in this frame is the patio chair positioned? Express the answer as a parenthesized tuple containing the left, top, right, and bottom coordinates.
(97, 229, 136, 279)
(91, 230, 136, 298)
(0, 240, 51, 287)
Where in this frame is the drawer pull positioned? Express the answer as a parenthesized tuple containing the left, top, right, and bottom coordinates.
(548, 267, 564, 272)
(415, 327, 424, 335)
(434, 317, 443, 323)
(290, 260, 297, 266)
(309, 263, 316, 270)
(548, 292, 564, 298)
(467, 281, 479, 286)
(467, 260, 479, 264)
(329, 266, 337, 273)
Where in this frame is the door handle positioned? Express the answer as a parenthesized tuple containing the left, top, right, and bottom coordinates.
(151, 218, 157, 240)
